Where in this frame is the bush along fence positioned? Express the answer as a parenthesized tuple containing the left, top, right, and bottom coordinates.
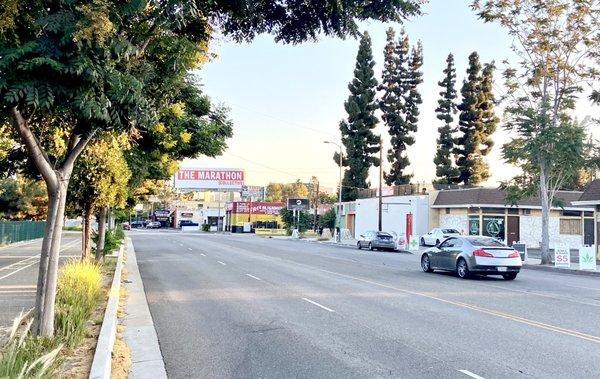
(0, 220, 45, 245)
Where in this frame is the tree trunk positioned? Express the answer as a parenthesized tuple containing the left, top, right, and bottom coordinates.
(96, 206, 108, 261)
(32, 185, 60, 334)
(82, 204, 94, 260)
(540, 163, 551, 265)
(38, 182, 68, 337)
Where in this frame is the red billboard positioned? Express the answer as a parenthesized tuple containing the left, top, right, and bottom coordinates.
(231, 202, 284, 215)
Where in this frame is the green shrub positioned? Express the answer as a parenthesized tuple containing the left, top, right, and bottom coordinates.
(202, 224, 210, 232)
(0, 313, 62, 378)
(103, 226, 124, 255)
(54, 259, 103, 347)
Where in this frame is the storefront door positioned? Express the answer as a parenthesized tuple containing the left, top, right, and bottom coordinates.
(507, 216, 520, 245)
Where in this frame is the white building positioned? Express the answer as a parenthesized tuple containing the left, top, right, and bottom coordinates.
(352, 194, 430, 241)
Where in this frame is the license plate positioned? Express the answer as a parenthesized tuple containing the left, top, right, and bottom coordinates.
(497, 267, 507, 272)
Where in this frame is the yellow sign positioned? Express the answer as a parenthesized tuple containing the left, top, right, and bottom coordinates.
(255, 229, 287, 236)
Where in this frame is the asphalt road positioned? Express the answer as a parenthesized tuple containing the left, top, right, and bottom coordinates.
(0, 232, 80, 327)
(131, 230, 600, 379)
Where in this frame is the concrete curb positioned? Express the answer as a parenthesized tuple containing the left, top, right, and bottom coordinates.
(522, 264, 600, 277)
(89, 241, 125, 379)
(123, 237, 167, 379)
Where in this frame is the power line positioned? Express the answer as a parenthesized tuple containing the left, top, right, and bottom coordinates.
(216, 99, 339, 138)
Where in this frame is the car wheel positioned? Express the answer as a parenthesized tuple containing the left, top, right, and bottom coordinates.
(420, 237, 426, 247)
(368, 243, 373, 251)
(357, 242, 362, 250)
(502, 272, 517, 280)
(457, 258, 470, 279)
(421, 254, 433, 273)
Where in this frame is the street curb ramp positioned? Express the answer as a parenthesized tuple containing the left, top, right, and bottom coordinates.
(89, 242, 125, 379)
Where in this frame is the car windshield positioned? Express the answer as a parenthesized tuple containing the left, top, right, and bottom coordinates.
(376, 232, 392, 238)
(468, 237, 507, 247)
(441, 229, 459, 234)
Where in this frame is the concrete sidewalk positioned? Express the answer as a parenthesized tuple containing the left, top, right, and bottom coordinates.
(522, 257, 600, 277)
(123, 238, 167, 379)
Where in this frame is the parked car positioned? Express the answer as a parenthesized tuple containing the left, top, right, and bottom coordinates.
(420, 236, 522, 280)
(179, 220, 199, 228)
(357, 231, 396, 251)
(146, 221, 161, 229)
(420, 228, 461, 247)
(130, 221, 145, 228)
(122, 222, 131, 230)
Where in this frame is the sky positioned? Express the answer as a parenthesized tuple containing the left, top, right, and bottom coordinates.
(182, 0, 597, 192)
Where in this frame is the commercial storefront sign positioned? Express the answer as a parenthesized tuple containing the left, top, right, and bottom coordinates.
(579, 245, 596, 270)
(174, 168, 245, 190)
(232, 202, 284, 215)
(408, 235, 420, 251)
(554, 244, 571, 268)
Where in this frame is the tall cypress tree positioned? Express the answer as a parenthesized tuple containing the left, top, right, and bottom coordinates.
(382, 29, 422, 185)
(337, 31, 380, 201)
(433, 53, 459, 184)
(454, 52, 497, 185)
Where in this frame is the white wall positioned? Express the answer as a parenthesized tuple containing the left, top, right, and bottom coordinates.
(354, 195, 430, 239)
(520, 216, 582, 249)
(439, 214, 469, 234)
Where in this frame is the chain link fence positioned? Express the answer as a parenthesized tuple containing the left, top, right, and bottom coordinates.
(0, 221, 46, 245)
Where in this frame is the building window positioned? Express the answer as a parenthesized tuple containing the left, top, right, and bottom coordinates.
(468, 216, 480, 235)
(522, 209, 531, 215)
(445, 208, 450, 214)
(584, 211, 594, 217)
(507, 208, 519, 215)
(482, 216, 505, 240)
(468, 207, 480, 214)
(561, 210, 582, 217)
(560, 219, 581, 235)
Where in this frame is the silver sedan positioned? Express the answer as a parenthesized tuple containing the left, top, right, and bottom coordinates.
(420, 236, 522, 280)
(357, 231, 397, 251)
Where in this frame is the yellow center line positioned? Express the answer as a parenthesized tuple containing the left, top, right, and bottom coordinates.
(314, 267, 600, 344)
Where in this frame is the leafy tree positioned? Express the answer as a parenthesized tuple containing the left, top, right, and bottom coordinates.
(0, 177, 47, 220)
(265, 180, 309, 202)
(318, 207, 337, 230)
(1, 0, 423, 337)
(319, 192, 338, 205)
(433, 53, 459, 184)
(279, 208, 312, 233)
(337, 32, 381, 201)
(473, 0, 600, 264)
(68, 134, 130, 260)
(454, 52, 498, 185)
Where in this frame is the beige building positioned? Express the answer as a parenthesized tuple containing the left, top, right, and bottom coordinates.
(430, 187, 594, 249)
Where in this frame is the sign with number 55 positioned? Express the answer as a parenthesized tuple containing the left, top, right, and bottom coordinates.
(554, 244, 570, 268)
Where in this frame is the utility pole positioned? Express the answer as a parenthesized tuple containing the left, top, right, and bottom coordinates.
(313, 180, 319, 232)
(378, 141, 383, 232)
(324, 141, 344, 243)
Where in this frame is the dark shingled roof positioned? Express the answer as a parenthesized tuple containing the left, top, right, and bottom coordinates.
(433, 187, 585, 208)
(578, 179, 600, 202)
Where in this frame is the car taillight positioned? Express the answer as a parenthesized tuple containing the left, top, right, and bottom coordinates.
(473, 249, 493, 257)
(508, 250, 520, 258)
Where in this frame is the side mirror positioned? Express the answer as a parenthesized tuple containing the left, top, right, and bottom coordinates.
(359, 234, 364, 238)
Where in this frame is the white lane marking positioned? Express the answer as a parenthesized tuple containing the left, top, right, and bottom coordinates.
(200, 253, 206, 257)
(0, 290, 36, 294)
(245, 274, 262, 281)
(0, 256, 37, 272)
(187, 248, 193, 251)
(217, 261, 226, 266)
(0, 262, 38, 281)
(459, 369, 485, 379)
(301, 297, 335, 313)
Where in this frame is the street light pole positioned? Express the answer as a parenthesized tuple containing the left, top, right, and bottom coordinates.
(325, 141, 343, 243)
